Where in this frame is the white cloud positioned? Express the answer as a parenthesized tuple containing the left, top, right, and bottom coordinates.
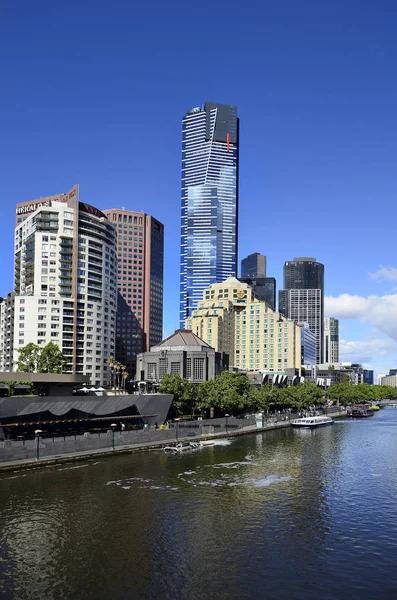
(369, 265, 397, 282)
(325, 293, 397, 342)
(339, 339, 397, 364)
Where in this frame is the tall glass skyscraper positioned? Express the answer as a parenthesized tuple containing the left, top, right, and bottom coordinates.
(180, 102, 239, 327)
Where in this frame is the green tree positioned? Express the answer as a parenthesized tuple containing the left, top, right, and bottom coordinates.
(197, 371, 256, 415)
(16, 343, 39, 372)
(159, 374, 199, 418)
(37, 342, 68, 374)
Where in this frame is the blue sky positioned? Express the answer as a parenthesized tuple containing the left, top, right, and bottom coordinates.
(1, 0, 397, 375)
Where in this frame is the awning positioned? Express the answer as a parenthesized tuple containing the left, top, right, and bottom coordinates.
(0, 384, 9, 389)
(14, 384, 31, 390)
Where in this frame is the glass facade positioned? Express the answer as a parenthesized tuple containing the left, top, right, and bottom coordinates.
(363, 369, 374, 385)
(179, 102, 239, 327)
(241, 253, 266, 279)
(240, 277, 276, 311)
(299, 322, 317, 365)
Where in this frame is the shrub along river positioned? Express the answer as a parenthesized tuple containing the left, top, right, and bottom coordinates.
(1, 408, 397, 600)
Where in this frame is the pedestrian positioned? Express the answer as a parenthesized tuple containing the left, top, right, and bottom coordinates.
(155, 422, 158, 430)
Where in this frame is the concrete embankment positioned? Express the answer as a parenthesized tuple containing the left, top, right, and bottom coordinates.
(0, 411, 345, 473)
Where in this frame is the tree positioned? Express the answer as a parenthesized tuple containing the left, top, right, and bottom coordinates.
(37, 342, 68, 373)
(16, 343, 39, 372)
(197, 371, 256, 415)
(159, 374, 187, 417)
(107, 357, 116, 388)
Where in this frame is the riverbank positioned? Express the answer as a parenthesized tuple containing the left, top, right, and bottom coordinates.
(0, 410, 346, 473)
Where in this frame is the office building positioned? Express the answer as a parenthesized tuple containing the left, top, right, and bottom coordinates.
(324, 317, 339, 363)
(299, 322, 316, 365)
(363, 369, 374, 385)
(179, 102, 239, 327)
(137, 329, 228, 383)
(279, 257, 324, 363)
(103, 209, 164, 377)
(12, 185, 117, 385)
(379, 374, 397, 387)
(240, 277, 276, 310)
(241, 252, 266, 279)
(186, 277, 301, 373)
(377, 373, 386, 385)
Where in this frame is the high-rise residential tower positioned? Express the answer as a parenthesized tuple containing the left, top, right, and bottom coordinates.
(279, 257, 324, 363)
(179, 102, 239, 327)
(13, 185, 117, 385)
(324, 317, 339, 364)
(241, 252, 266, 279)
(103, 209, 164, 378)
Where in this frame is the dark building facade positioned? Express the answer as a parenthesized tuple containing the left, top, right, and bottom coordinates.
(104, 209, 164, 379)
(279, 257, 324, 364)
(363, 369, 374, 385)
(240, 277, 276, 311)
(241, 252, 266, 279)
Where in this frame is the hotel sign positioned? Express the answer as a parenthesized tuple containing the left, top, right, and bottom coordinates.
(16, 200, 51, 215)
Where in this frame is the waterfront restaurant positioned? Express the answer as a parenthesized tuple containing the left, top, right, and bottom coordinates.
(0, 394, 172, 440)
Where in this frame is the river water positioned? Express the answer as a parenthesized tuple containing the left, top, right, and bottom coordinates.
(1, 409, 397, 600)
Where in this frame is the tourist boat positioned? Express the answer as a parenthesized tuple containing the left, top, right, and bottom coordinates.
(346, 404, 374, 418)
(292, 416, 334, 428)
(163, 441, 201, 453)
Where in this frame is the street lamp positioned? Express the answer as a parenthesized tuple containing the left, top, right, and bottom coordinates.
(174, 418, 180, 441)
(35, 429, 42, 461)
(110, 423, 117, 450)
(225, 414, 229, 433)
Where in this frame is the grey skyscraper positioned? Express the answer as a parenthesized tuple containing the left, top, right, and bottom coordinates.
(279, 257, 324, 363)
(241, 252, 266, 278)
(324, 317, 339, 364)
(179, 102, 239, 327)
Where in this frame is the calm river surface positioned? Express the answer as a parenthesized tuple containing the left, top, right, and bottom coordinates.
(1, 409, 397, 600)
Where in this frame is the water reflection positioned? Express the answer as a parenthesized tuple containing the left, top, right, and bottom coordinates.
(1, 411, 397, 599)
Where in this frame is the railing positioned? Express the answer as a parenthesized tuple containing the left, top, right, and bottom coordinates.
(0, 409, 345, 464)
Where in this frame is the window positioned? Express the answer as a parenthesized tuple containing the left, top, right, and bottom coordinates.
(193, 358, 205, 381)
(159, 358, 168, 379)
(170, 362, 180, 376)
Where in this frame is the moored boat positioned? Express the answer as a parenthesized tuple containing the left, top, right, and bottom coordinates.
(292, 416, 333, 428)
(346, 404, 374, 418)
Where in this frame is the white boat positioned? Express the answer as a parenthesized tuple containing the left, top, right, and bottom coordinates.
(163, 441, 201, 453)
(292, 416, 334, 428)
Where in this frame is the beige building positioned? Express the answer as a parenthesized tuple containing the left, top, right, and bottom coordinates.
(379, 375, 397, 388)
(186, 277, 301, 373)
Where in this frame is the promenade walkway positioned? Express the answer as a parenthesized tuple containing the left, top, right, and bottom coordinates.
(0, 411, 346, 473)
